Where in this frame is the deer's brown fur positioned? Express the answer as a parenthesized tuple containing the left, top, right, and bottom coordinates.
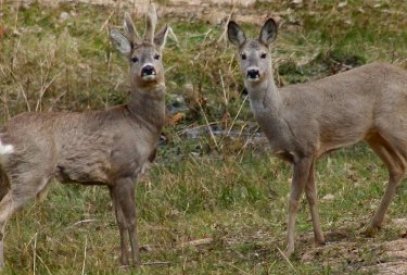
(0, 6, 169, 267)
(228, 18, 407, 257)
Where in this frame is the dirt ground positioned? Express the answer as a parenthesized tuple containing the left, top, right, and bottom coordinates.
(302, 218, 407, 274)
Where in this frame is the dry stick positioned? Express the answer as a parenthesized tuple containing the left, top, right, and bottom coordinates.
(202, 29, 213, 45)
(99, 10, 115, 32)
(11, 27, 21, 73)
(220, 70, 228, 106)
(0, 93, 11, 120)
(11, 13, 20, 73)
(277, 246, 298, 274)
(199, 105, 219, 150)
(217, 11, 233, 43)
(36, 254, 53, 275)
(19, 82, 31, 112)
(225, 262, 251, 275)
(81, 235, 88, 275)
(69, 219, 98, 228)
(238, 126, 263, 163)
(167, 26, 179, 48)
(141, 238, 214, 253)
(36, 71, 61, 112)
(10, 70, 31, 112)
(227, 51, 235, 89)
(47, 90, 66, 112)
(9, 31, 31, 111)
(177, 238, 213, 249)
(33, 232, 38, 275)
(226, 95, 248, 137)
(142, 261, 171, 266)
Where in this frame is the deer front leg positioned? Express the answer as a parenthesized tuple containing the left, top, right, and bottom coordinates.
(110, 186, 130, 266)
(286, 157, 313, 257)
(304, 161, 325, 246)
(112, 178, 140, 267)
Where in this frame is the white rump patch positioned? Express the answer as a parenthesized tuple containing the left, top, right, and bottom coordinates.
(0, 138, 14, 155)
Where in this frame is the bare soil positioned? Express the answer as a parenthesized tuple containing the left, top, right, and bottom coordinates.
(302, 218, 407, 274)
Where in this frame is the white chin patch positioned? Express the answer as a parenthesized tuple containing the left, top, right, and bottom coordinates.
(0, 139, 14, 155)
(142, 75, 156, 81)
(247, 76, 261, 82)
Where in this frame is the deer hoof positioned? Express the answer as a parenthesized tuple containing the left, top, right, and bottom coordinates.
(362, 226, 381, 238)
(284, 245, 295, 258)
(315, 239, 326, 246)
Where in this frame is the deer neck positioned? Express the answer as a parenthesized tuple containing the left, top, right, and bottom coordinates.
(246, 73, 288, 143)
(126, 85, 166, 134)
(246, 73, 282, 121)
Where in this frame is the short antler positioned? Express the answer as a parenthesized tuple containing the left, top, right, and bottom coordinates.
(144, 4, 157, 44)
(124, 12, 139, 42)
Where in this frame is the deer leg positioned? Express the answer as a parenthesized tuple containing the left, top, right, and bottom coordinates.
(0, 174, 50, 268)
(112, 178, 140, 267)
(0, 192, 15, 268)
(304, 161, 325, 246)
(110, 186, 129, 266)
(286, 157, 313, 257)
(369, 169, 403, 231)
(365, 139, 405, 236)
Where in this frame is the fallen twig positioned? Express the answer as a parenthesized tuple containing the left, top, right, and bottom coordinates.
(177, 237, 214, 249)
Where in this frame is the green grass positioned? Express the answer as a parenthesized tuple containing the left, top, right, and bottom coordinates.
(0, 0, 406, 273)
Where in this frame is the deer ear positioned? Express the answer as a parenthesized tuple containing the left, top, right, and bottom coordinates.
(154, 24, 169, 50)
(227, 21, 246, 47)
(110, 28, 132, 55)
(259, 18, 278, 45)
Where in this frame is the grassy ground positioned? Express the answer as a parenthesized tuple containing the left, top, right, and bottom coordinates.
(0, 0, 406, 274)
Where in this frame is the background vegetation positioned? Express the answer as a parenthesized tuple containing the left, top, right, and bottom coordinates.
(0, 0, 406, 273)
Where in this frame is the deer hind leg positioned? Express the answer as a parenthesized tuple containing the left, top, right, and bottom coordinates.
(0, 192, 15, 268)
(0, 173, 51, 268)
(365, 134, 406, 236)
(304, 160, 325, 246)
(286, 156, 313, 257)
(111, 178, 140, 267)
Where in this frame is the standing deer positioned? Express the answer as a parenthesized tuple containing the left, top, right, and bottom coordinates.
(228, 18, 407, 257)
(0, 5, 169, 267)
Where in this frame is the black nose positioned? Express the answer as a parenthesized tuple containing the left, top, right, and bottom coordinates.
(247, 69, 260, 79)
(141, 65, 156, 76)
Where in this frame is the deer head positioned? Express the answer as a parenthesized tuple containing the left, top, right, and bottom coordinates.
(228, 19, 278, 86)
(110, 5, 169, 89)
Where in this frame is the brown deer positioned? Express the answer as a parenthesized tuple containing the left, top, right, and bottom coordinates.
(0, 5, 169, 267)
(228, 18, 407, 257)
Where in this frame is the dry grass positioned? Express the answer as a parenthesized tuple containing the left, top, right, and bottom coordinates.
(0, 0, 406, 273)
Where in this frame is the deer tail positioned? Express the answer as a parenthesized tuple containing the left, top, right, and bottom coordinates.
(0, 138, 12, 201)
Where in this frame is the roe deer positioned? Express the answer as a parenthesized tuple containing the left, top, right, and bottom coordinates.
(228, 18, 407, 257)
(0, 5, 169, 267)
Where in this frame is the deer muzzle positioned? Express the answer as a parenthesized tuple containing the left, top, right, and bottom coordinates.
(141, 64, 157, 80)
(246, 68, 260, 81)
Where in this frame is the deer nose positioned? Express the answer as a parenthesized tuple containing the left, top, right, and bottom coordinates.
(141, 65, 156, 76)
(247, 69, 260, 79)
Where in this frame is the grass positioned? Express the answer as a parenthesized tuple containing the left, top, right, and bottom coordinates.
(0, 0, 406, 273)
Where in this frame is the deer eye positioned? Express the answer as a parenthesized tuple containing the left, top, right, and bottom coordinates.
(154, 54, 160, 60)
(260, 53, 267, 59)
(131, 56, 139, 63)
(241, 53, 247, 60)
